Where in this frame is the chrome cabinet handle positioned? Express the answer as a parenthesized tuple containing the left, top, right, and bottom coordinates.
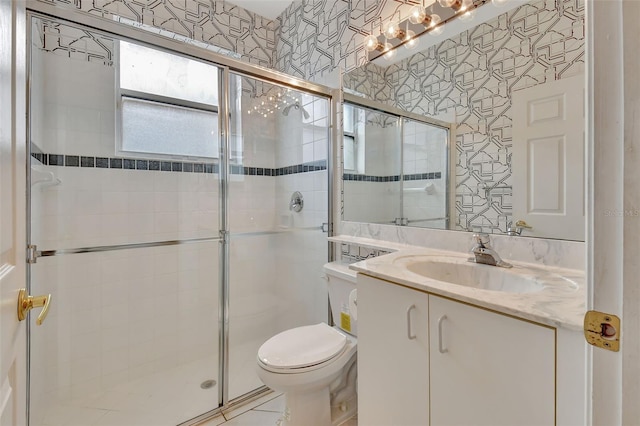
(438, 315, 448, 353)
(406, 304, 416, 340)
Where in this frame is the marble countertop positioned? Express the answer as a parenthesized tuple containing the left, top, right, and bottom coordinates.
(349, 247, 586, 331)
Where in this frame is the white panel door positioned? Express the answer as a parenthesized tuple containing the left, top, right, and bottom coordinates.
(512, 74, 585, 240)
(0, 0, 27, 424)
(429, 295, 555, 426)
(357, 275, 429, 426)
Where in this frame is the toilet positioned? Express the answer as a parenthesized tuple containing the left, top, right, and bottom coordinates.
(256, 262, 358, 426)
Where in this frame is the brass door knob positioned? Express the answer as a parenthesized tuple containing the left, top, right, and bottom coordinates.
(17, 289, 51, 325)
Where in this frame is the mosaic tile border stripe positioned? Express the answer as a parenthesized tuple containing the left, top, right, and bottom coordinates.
(343, 172, 442, 182)
(31, 152, 327, 177)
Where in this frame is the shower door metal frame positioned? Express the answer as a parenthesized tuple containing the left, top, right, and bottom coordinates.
(24, 6, 336, 426)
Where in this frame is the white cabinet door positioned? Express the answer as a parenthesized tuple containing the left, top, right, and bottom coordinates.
(429, 295, 555, 426)
(357, 275, 429, 426)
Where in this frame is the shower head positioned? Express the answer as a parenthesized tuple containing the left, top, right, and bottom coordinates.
(282, 101, 311, 120)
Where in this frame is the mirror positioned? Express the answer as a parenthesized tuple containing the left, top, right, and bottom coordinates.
(342, 0, 585, 241)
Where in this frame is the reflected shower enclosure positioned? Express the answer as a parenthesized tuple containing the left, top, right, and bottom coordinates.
(342, 100, 449, 228)
(27, 16, 330, 426)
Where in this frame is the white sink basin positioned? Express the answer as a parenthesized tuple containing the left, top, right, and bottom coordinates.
(402, 257, 546, 294)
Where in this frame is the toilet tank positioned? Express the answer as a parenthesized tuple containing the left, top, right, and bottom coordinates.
(324, 262, 358, 337)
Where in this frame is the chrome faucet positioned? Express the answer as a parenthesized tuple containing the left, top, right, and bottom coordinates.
(469, 233, 512, 268)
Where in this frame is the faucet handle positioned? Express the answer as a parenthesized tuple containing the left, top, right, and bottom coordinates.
(472, 233, 490, 246)
(514, 220, 532, 229)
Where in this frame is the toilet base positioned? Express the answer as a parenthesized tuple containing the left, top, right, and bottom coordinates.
(279, 388, 331, 426)
(278, 388, 356, 426)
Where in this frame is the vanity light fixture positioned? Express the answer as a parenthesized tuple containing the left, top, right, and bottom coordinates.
(364, 0, 488, 61)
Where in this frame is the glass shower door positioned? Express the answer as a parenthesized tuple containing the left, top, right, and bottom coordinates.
(226, 73, 331, 400)
(28, 16, 222, 425)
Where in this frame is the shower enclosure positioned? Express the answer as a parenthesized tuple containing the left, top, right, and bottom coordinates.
(27, 14, 332, 426)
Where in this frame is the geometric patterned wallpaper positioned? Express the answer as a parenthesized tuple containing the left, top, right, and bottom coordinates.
(36, 0, 279, 68)
(32, 17, 115, 66)
(342, 0, 585, 233)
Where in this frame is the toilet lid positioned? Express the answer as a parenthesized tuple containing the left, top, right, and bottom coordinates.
(258, 323, 347, 369)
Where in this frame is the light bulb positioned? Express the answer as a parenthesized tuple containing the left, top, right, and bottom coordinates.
(438, 0, 463, 11)
(383, 21, 405, 39)
(428, 14, 443, 36)
(409, 6, 426, 25)
(364, 34, 380, 52)
(382, 43, 396, 60)
(403, 29, 417, 50)
(458, 2, 476, 21)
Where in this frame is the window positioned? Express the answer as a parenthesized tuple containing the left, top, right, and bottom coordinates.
(118, 41, 219, 159)
(343, 104, 356, 172)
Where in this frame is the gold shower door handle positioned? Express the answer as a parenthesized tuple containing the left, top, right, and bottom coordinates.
(17, 288, 51, 325)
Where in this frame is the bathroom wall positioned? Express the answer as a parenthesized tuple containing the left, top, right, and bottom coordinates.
(273, 93, 330, 331)
(34, 0, 278, 68)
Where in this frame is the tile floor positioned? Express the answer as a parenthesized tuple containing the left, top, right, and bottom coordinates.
(199, 393, 357, 426)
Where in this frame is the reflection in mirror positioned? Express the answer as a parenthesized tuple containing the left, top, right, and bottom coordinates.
(342, 103, 402, 224)
(342, 0, 585, 241)
(342, 99, 450, 228)
(402, 118, 448, 229)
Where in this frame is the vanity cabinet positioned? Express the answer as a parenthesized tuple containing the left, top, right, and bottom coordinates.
(358, 275, 429, 426)
(429, 295, 554, 425)
(358, 275, 556, 425)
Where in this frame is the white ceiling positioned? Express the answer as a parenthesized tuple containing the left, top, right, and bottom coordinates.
(228, 0, 294, 20)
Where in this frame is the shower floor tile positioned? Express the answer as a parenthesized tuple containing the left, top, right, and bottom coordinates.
(32, 357, 219, 426)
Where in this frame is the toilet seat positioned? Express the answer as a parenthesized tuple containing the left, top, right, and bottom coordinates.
(258, 323, 347, 371)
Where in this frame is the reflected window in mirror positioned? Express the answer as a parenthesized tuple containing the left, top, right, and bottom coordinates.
(343, 103, 357, 172)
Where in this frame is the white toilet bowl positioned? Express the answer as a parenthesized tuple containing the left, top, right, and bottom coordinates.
(256, 263, 358, 426)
